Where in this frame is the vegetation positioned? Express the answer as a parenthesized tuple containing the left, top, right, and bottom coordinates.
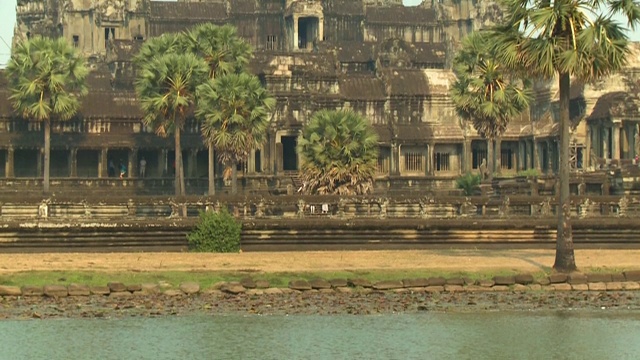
(134, 35, 209, 197)
(187, 207, 242, 253)
(516, 169, 540, 178)
(450, 31, 531, 181)
(196, 73, 275, 195)
(456, 173, 482, 196)
(297, 109, 379, 195)
(5, 36, 88, 194)
(184, 24, 253, 195)
(492, 0, 640, 272)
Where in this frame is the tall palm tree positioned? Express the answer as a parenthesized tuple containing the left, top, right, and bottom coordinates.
(135, 52, 209, 197)
(185, 24, 253, 195)
(450, 31, 531, 181)
(297, 109, 379, 195)
(493, 0, 640, 272)
(6, 36, 88, 194)
(196, 72, 275, 195)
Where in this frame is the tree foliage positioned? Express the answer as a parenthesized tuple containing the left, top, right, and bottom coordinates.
(6, 36, 88, 193)
(196, 73, 275, 194)
(297, 109, 379, 195)
(491, 0, 640, 272)
(187, 207, 242, 253)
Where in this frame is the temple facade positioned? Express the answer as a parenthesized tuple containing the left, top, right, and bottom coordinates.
(1, 0, 639, 195)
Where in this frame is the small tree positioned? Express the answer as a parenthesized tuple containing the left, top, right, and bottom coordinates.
(187, 207, 242, 252)
(456, 173, 482, 196)
(6, 36, 88, 194)
(297, 109, 379, 195)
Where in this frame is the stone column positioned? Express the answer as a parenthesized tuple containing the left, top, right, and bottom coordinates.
(585, 125, 592, 168)
(518, 141, 524, 172)
(6, 147, 14, 178)
(276, 142, 283, 173)
(188, 149, 198, 177)
(99, 148, 108, 178)
(463, 139, 472, 173)
(247, 149, 255, 174)
(389, 143, 397, 175)
(612, 124, 621, 160)
(159, 149, 168, 177)
(533, 140, 540, 172)
(129, 148, 137, 179)
(69, 148, 77, 177)
(495, 138, 502, 175)
(428, 142, 435, 175)
(293, 15, 299, 50)
(547, 140, 554, 175)
(602, 127, 609, 161)
(318, 16, 324, 44)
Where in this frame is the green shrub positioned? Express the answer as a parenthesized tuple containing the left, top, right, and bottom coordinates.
(187, 207, 241, 252)
(456, 172, 481, 196)
(516, 169, 540, 177)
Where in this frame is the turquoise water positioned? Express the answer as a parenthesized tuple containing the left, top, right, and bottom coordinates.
(1, 311, 640, 360)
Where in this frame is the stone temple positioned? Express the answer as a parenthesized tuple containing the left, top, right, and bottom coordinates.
(1, 0, 640, 196)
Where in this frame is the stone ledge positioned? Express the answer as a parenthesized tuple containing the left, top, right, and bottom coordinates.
(2, 274, 640, 298)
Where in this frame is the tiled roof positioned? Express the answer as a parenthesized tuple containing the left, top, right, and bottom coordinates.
(588, 92, 640, 120)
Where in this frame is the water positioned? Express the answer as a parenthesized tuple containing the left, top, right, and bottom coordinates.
(1, 311, 640, 360)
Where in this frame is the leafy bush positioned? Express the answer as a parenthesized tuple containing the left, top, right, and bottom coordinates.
(517, 169, 540, 177)
(187, 207, 241, 252)
(456, 173, 481, 196)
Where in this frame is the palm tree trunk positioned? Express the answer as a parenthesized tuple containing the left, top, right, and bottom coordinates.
(43, 120, 50, 194)
(231, 160, 238, 195)
(175, 126, 184, 197)
(487, 138, 494, 181)
(554, 72, 577, 272)
(208, 144, 215, 196)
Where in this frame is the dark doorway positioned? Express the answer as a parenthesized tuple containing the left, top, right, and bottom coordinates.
(282, 136, 298, 171)
(77, 149, 99, 177)
(0, 150, 5, 177)
(138, 150, 159, 178)
(255, 149, 262, 173)
(196, 150, 209, 178)
(298, 17, 319, 50)
(14, 149, 39, 177)
(167, 150, 189, 176)
(50, 150, 69, 177)
(107, 149, 129, 178)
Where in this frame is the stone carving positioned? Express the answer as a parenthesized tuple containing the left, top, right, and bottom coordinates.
(618, 196, 629, 217)
(95, 0, 126, 24)
(478, 158, 490, 181)
(499, 196, 509, 218)
(539, 198, 551, 216)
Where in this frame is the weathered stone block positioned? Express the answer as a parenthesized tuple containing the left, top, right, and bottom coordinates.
(0, 285, 22, 296)
(538, 278, 551, 286)
(127, 284, 142, 292)
(446, 278, 465, 286)
(586, 273, 612, 283)
(90, 286, 110, 295)
(288, 280, 311, 291)
(427, 277, 446, 286)
(606, 282, 624, 291)
(623, 270, 640, 282)
(424, 286, 444, 292)
(309, 279, 331, 290)
(514, 274, 534, 285)
(21, 285, 43, 296)
(43, 285, 68, 297)
(611, 273, 626, 282)
(549, 273, 568, 284)
(528, 284, 542, 291)
(329, 279, 348, 288)
(246, 289, 264, 295)
(491, 285, 510, 292)
(492, 276, 515, 286)
(240, 278, 256, 289)
(255, 280, 270, 289)
(622, 282, 640, 290)
(513, 284, 529, 291)
(587, 282, 607, 291)
(444, 285, 464, 292)
(161, 290, 182, 297)
(552, 283, 572, 291)
(567, 273, 588, 284)
(68, 283, 90, 296)
(179, 282, 200, 294)
(336, 287, 352, 293)
(477, 280, 495, 287)
(107, 282, 127, 293)
(347, 278, 371, 288)
(403, 278, 428, 288)
(373, 280, 404, 290)
(571, 284, 589, 291)
(263, 288, 283, 294)
(140, 283, 160, 293)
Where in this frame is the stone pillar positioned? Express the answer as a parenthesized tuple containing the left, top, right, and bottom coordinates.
(318, 16, 324, 44)
(69, 148, 77, 177)
(495, 138, 502, 175)
(293, 15, 299, 50)
(247, 149, 254, 174)
(546, 140, 554, 175)
(99, 148, 108, 178)
(463, 139, 472, 173)
(159, 149, 168, 177)
(612, 124, 621, 160)
(602, 127, 609, 161)
(428, 142, 435, 175)
(6, 147, 14, 178)
(188, 149, 198, 177)
(531, 138, 542, 174)
(129, 148, 137, 179)
(276, 142, 283, 173)
(585, 125, 592, 169)
(518, 141, 524, 171)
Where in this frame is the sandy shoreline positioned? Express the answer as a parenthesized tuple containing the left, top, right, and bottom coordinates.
(1, 249, 639, 274)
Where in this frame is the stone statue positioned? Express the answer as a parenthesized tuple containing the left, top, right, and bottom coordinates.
(478, 158, 489, 181)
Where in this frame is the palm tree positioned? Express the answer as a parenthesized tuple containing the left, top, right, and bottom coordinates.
(297, 109, 379, 195)
(135, 52, 209, 197)
(196, 72, 275, 195)
(450, 31, 531, 181)
(184, 23, 253, 195)
(6, 36, 88, 194)
(493, 0, 640, 272)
